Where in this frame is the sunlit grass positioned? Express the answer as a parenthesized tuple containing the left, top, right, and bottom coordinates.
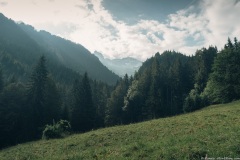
(0, 101, 240, 160)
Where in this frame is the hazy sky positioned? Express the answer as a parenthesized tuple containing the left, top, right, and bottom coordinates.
(0, 0, 240, 61)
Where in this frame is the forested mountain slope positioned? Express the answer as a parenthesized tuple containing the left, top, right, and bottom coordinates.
(0, 13, 119, 84)
(0, 13, 115, 149)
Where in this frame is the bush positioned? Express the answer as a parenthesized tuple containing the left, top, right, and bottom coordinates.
(42, 120, 71, 140)
(183, 89, 203, 113)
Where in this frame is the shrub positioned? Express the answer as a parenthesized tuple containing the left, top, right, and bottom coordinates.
(42, 120, 71, 140)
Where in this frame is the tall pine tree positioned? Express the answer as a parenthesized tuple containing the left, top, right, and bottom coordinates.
(105, 74, 129, 126)
(146, 56, 162, 119)
(45, 76, 61, 123)
(71, 73, 95, 132)
(27, 55, 48, 135)
(0, 66, 3, 92)
(81, 72, 95, 131)
(0, 82, 27, 148)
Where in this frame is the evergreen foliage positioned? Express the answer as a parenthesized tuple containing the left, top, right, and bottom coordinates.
(92, 81, 110, 128)
(105, 74, 130, 126)
(0, 82, 28, 147)
(71, 73, 96, 132)
(184, 46, 217, 112)
(1, 12, 240, 150)
(204, 38, 240, 103)
(0, 66, 3, 92)
(123, 51, 191, 123)
(44, 77, 62, 123)
(27, 56, 49, 131)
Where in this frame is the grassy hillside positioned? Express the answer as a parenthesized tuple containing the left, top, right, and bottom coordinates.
(1, 101, 240, 160)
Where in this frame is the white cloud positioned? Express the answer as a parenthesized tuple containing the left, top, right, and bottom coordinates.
(168, 0, 240, 52)
(201, 0, 240, 48)
(0, 1, 7, 6)
(0, 0, 240, 61)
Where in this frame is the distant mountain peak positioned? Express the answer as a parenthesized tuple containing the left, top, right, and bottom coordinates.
(94, 51, 105, 59)
(93, 51, 142, 77)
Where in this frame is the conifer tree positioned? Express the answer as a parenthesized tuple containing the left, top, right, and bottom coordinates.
(146, 57, 161, 118)
(105, 74, 129, 126)
(184, 47, 217, 112)
(81, 72, 95, 131)
(45, 76, 61, 123)
(168, 59, 183, 114)
(70, 79, 82, 131)
(124, 69, 150, 123)
(93, 81, 109, 128)
(204, 38, 240, 103)
(71, 73, 95, 132)
(27, 55, 48, 132)
(0, 82, 27, 148)
(0, 66, 3, 92)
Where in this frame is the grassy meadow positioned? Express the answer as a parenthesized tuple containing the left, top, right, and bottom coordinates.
(0, 101, 240, 160)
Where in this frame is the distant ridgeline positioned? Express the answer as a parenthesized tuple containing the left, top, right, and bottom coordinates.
(94, 51, 142, 77)
(1, 12, 240, 149)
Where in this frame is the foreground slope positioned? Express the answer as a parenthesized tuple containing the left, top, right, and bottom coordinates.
(1, 101, 240, 160)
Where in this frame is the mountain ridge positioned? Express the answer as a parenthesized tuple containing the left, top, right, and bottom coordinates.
(17, 22, 119, 84)
(0, 13, 120, 84)
(94, 51, 142, 77)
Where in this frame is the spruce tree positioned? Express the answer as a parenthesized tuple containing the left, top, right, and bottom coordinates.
(71, 73, 95, 132)
(0, 82, 27, 148)
(70, 79, 82, 131)
(27, 55, 48, 133)
(93, 81, 109, 128)
(0, 66, 3, 92)
(124, 69, 150, 123)
(105, 74, 129, 126)
(81, 72, 95, 131)
(45, 77, 61, 123)
(146, 57, 161, 118)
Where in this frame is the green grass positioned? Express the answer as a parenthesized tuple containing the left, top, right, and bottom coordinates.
(1, 101, 240, 160)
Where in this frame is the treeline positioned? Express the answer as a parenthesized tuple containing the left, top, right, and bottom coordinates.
(105, 38, 240, 125)
(104, 48, 214, 125)
(1, 38, 240, 149)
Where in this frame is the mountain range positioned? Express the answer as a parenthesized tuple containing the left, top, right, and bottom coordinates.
(94, 51, 142, 77)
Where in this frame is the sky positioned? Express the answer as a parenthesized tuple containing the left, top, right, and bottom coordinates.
(0, 0, 240, 61)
